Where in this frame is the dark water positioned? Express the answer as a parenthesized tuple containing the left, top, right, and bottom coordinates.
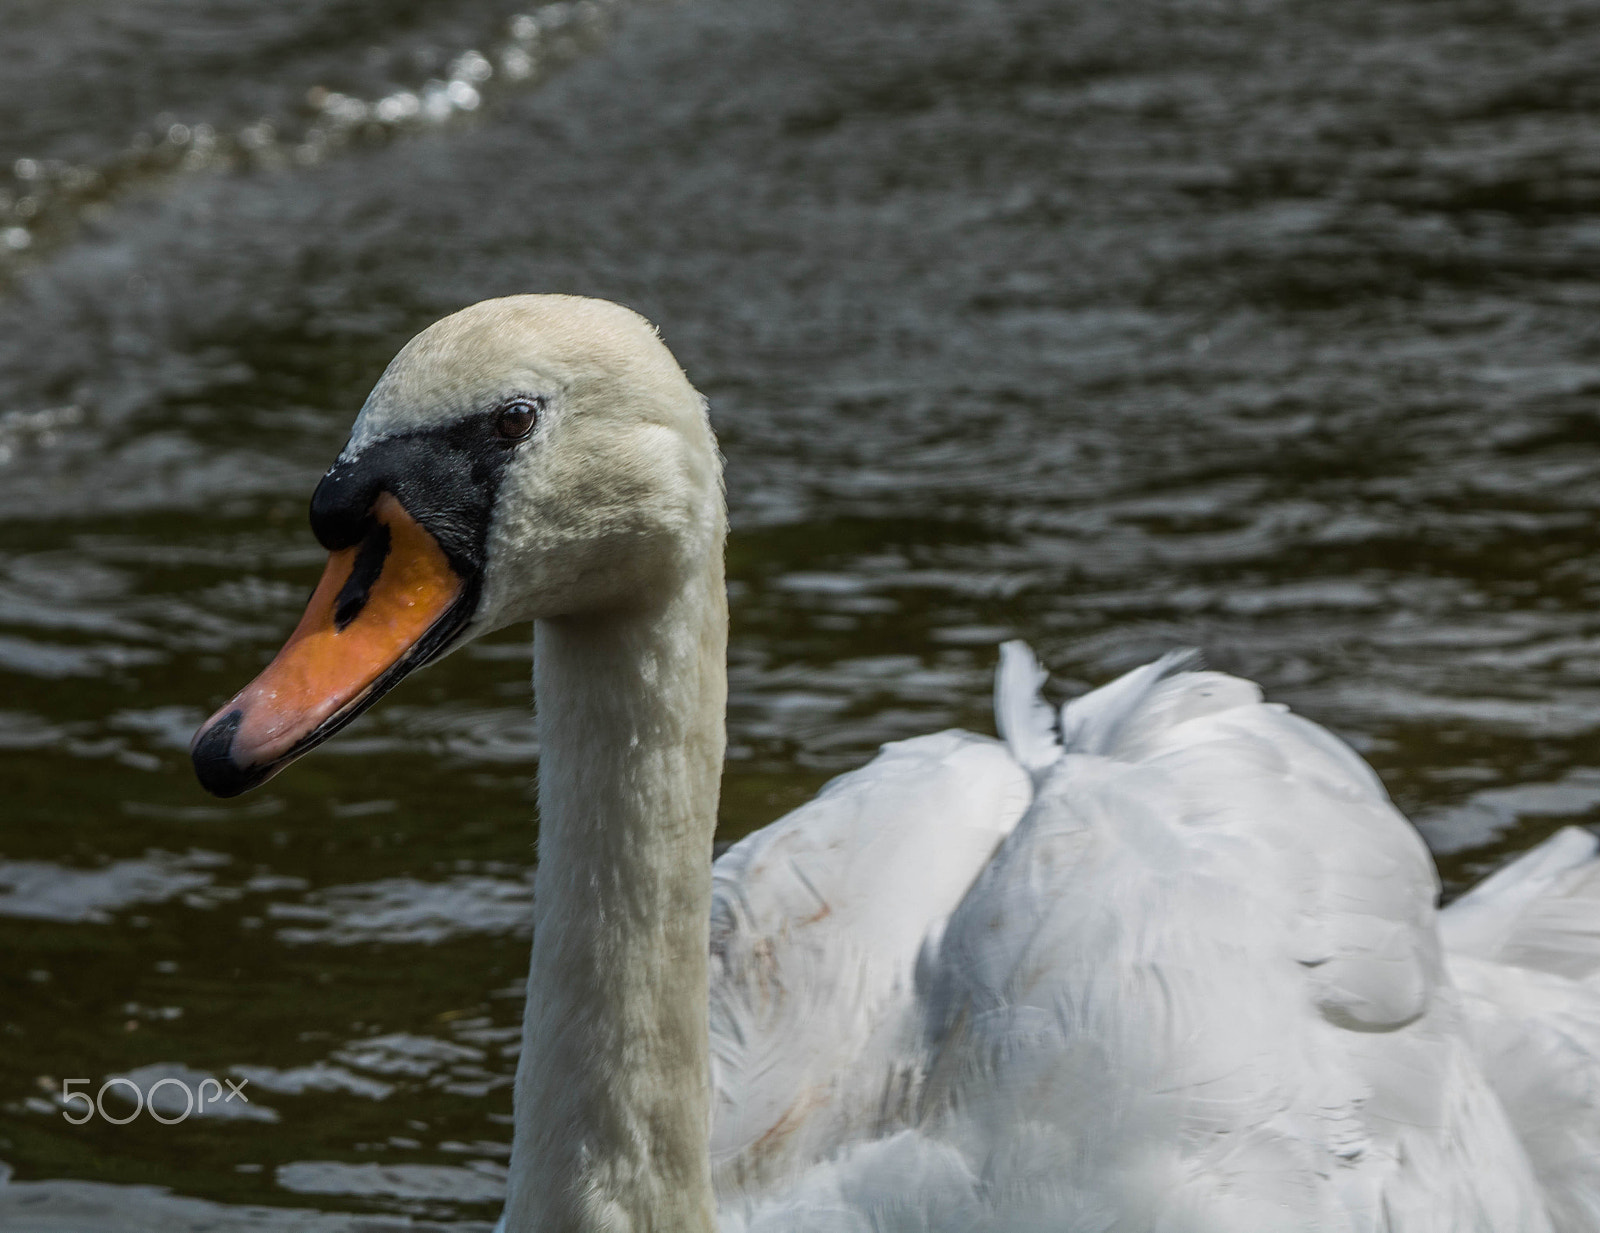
(3, 0, 1600, 1222)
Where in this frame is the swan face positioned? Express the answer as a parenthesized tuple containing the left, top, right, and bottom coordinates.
(191, 294, 719, 797)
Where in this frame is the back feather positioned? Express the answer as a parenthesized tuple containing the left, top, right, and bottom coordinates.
(994, 641, 1058, 776)
(1056, 648, 1202, 755)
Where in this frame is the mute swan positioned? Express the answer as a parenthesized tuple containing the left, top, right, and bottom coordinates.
(191, 295, 1600, 1233)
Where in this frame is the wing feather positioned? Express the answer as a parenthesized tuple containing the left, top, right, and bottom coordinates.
(1443, 828, 1600, 1232)
(708, 730, 1030, 1199)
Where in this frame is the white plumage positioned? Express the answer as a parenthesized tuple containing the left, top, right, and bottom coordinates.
(710, 643, 1600, 1232)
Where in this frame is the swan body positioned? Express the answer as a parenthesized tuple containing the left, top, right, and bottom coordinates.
(714, 648, 1600, 1232)
(189, 295, 1600, 1232)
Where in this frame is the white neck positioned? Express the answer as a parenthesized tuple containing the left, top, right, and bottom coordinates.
(504, 541, 728, 1233)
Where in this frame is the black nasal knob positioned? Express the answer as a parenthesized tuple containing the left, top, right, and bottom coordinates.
(309, 458, 379, 551)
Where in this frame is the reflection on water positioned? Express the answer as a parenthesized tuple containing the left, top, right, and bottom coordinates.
(4, 0, 1600, 1222)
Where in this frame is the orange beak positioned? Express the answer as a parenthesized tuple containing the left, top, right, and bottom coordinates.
(191, 493, 468, 797)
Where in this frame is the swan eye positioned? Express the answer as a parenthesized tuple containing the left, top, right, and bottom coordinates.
(494, 398, 540, 442)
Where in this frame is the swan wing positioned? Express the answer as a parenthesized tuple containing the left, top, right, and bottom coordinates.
(917, 661, 1548, 1231)
(718, 652, 1583, 1230)
(1450, 954, 1600, 1233)
(708, 728, 1031, 1198)
(1442, 825, 1600, 981)
(1441, 828, 1600, 1233)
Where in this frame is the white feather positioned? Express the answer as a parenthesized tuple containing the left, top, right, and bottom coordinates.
(994, 640, 1058, 776)
(1056, 647, 1200, 755)
(1441, 826, 1600, 976)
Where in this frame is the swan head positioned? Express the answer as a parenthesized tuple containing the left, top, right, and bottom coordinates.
(191, 294, 720, 798)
